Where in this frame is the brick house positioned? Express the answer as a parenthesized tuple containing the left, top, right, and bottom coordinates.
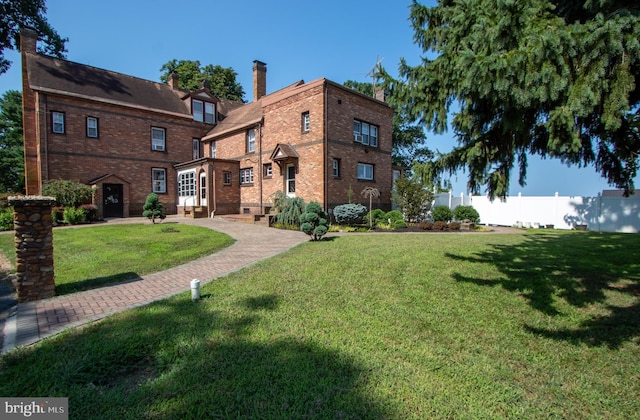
(20, 29, 396, 219)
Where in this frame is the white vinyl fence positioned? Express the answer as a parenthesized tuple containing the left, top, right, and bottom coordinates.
(434, 192, 640, 233)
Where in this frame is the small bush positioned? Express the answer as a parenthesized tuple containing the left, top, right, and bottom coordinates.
(385, 210, 404, 223)
(448, 221, 461, 231)
(333, 203, 367, 225)
(432, 205, 453, 222)
(418, 221, 433, 230)
(433, 221, 448, 231)
(52, 206, 65, 225)
(63, 207, 86, 225)
(142, 193, 166, 224)
(365, 209, 386, 226)
(79, 204, 98, 221)
(300, 202, 329, 241)
(453, 205, 480, 223)
(392, 219, 407, 229)
(0, 207, 13, 231)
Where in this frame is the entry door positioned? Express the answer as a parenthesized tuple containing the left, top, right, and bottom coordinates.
(103, 183, 124, 218)
(286, 164, 296, 197)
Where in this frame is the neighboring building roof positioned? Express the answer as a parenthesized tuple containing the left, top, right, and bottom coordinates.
(25, 53, 193, 117)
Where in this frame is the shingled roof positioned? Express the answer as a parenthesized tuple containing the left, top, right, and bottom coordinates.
(25, 53, 192, 117)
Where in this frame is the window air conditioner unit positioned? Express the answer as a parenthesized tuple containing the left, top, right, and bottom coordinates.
(354, 134, 362, 142)
(152, 144, 165, 151)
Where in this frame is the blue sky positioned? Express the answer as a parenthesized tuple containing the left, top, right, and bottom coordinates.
(0, 0, 633, 197)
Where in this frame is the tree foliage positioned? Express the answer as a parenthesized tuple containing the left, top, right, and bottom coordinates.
(0, 90, 24, 193)
(391, 176, 434, 222)
(344, 80, 433, 167)
(384, 1, 640, 198)
(159, 59, 245, 102)
(0, 0, 67, 74)
(142, 193, 166, 224)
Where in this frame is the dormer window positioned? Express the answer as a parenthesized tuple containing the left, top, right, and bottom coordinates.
(192, 99, 215, 124)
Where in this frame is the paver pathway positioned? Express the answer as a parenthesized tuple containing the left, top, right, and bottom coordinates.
(2, 216, 308, 353)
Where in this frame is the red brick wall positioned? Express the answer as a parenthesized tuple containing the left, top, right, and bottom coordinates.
(30, 94, 210, 215)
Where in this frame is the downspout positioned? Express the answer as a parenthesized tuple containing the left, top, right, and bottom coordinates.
(41, 93, 48, 190)
(323, 82, 329, 212)
(258, 119, 264, 213)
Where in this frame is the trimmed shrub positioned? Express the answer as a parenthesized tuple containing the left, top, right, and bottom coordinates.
(432, 205, 453, 222)
(333, 203, 367, 225)
(300, 201, 329, 241)
(142, 193, 166, 224)
(453, 205, 480, 223)
(418, 221, 433, 230)
(80, 204, 98, 221)
(63, 207, 86, 225)
(365, 209, 386, 226)
(433, 221, 448, 231)
(392, 219, 407, 229)
(448, 221, 461, 230)
(0, 207, 13, 231)
(42, 179, 93, 208)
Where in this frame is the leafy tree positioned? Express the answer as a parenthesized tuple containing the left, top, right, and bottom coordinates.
(383, 1, 640, 198)
(159, 59, 245, 102)
(41, 179, 93, 208)
(344, 80, 433, 167)
(0, 0, 67, 74)
(391, 176, 434, 222)
(0, 90, 24, 193)
(360, 186, 380, 228)
(142, 193, 166, 224)
(300, 202, 328, 241)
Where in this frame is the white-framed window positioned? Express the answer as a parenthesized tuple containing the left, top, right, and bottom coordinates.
(152, 168, 167, 193)
(200, 172, 206, 200)
(178, 171, 196, 197)
(302, 111, 310, 132)
(151, 127, 166, 151)
(240, 167, 254, 185)
(263, 163, 272, 178)
(353, 120, 379, 147)
(247, 129, 255, 153)
(332, 159, 340, 177)
(52, 111, 65, 134)
(357, 163, 374, 180)
(210, 141, 216, 158)
(286, 164, 296, 196)
(192, 100, 216, 124)
(223, 171, 231, 185)
(86, 116, 98, 138)
(192, 138, 200, 160)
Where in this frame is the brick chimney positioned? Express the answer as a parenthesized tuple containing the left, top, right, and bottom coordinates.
(253, 60, 267, 101)
(20, 28, 38, 54)
(168, 71, 180, 90)
(21, 28, 40, 195)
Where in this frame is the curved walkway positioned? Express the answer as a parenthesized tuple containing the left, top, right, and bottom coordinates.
(1, 216, 308, 354)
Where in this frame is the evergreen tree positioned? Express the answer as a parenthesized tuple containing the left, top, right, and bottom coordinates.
(142, 193, 166, 224)
(0, 90, 24, 193)
(383, 1, 640, 198)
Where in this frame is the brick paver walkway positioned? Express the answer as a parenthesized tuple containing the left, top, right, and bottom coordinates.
(2, 216, 308, 353)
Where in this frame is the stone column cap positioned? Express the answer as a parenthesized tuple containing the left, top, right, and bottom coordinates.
(8, 195, 56, 205)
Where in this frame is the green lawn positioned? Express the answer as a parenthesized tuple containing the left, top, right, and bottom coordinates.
(0, 230, 638, 418)
(0, 223, 235, 295)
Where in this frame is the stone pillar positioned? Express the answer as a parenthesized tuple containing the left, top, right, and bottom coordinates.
(8, 196, 56, 302)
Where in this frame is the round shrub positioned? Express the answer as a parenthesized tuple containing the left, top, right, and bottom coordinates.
(385, 210, 404, 223)
(418, 221, 433, 230)
(453, 205, 480, 223)
(0, 207, 13, 231)
(365, 208, 386, 226)
(333, 203, 367, 225)
(300, 201, 328, 241)
(432, 205, 453, 222)
(448, 221, 461, 230)
(392, 219, 407, 229)
(433, 221, 448, 231)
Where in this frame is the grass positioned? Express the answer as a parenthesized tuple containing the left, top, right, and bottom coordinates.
(0, 223, 235, 295)
(0, 230, 639, 418)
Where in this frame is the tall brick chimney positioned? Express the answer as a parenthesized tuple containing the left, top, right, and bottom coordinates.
(253, 60, 267, 101)
(168, 71, 180, 90)
(21, 28, 41, 195)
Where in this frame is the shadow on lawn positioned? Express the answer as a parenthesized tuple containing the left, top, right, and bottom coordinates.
(447, 232, 640, 349)
(0, 292, 389, 419)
